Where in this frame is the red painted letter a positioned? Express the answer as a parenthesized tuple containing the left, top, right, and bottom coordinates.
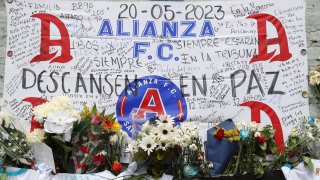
(31, 13, 73, 64)
(247, 13, 292, 64)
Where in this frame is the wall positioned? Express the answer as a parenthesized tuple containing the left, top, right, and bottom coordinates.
(0, 0, 319, 116)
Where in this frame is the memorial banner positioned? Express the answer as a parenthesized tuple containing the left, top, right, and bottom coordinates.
(4, 0, 308, 147)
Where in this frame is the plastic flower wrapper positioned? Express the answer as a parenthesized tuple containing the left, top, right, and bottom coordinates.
(129, 108, 154, 140)
(71, 104, 126, 174)
(0, 100, 35, 169)
(206, 119, 238, 175)
(269, 117, 320, 173)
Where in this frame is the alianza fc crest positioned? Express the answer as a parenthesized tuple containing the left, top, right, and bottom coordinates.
(116, 75, 187, 137)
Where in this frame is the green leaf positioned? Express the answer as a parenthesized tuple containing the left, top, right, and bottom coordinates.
(156, 151, 165, 161)
(269, 144, 278, 154)
(92, 104, 97, 115)
(72, 120, 90, 138)
(101, 109, 106, 118)
(134, 151, 147, 161)
(259, 142, 267, 150)
(302, 156, 314, 172)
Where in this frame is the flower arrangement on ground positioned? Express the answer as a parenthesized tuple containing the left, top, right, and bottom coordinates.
(0, 100, 35, 178)
(71, 104, 126, 174)
(223, 121, 278, 178)
(269, 117, 319, 172)
(126, 115, 212, 178)
(30, 96, 127, 174)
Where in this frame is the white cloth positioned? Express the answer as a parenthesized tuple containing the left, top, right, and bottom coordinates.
(1, 162, 138, 180)
(282, 159, 320, 180)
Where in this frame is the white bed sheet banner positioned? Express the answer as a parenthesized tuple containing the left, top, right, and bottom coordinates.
(4, 0, 308, 148)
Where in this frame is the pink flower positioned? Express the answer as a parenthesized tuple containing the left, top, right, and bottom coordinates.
(92, 115, 102, 125)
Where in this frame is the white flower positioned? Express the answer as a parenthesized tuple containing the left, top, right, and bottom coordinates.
(27, 128, 46, 143)
(157, 114, 174, 125)
(139, 136, 156, 156)
(309, 70, 320, 77)
(98, 150, 107, 156)
(44, 110, 78, 134)
(0, 112, 12, 128)
(189, 144, 197, 151)
(208, 162, 213, 168)
(110, 134, 119, 145)
(254, 132, 261, 138)
(33, 96, 79, 123)
(190, 128, 199, 138)
(309, 71, 320, 86)
(173, 136, 185, 147)
(0, 147, 5, 157)
(1, 132, 9, 140)
(307, 132, 314, 141)
(290, 128, 299, 137)
(157, 139, 169, 151)
(183, 135, 192, 145)
(141, 122, 152, 133)
(126, 141, 138, 153)
(156, 124, 173, 140)
(249, 122, 259, 131)
(180, 123, 192, 132)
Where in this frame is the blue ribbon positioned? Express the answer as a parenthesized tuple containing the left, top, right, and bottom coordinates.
(0, 168, 27, 176)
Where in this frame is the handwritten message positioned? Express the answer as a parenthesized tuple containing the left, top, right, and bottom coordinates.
(4, 0, 308, 144)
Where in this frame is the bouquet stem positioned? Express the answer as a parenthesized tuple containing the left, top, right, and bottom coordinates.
(233, 141, 243, 175)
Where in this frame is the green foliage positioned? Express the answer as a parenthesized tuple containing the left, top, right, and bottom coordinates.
(224, 125, 278, 178)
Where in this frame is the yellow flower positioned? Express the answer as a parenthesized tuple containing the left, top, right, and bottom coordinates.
(111, 121, 122, 134)
(80, 104, 91, 120)
(223, 129, 240, 142)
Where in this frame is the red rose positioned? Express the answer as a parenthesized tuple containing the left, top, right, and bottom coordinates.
(80, 146, 89, 153)
(76, 163, 82, 169)
(76, 163, 88, 169)
(112, 161, 122, 174)
(82, 163, 88, 169)
(214, 129, 225, 140)
(89, 133, 96, 137)
(93, 154, 105, 166)
(257, 135, 265, 144)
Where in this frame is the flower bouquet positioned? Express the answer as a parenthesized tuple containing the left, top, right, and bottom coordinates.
(127, 115, 212, 178)
(223, 121, 278, 178)
(30, 96, 80, 172)
(71, 104, 126, 174)
(0, 100, 35, 178)
(206, 119, 239, 175)
(269, 117, 318, 172)
(30, 96, 127, 175)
